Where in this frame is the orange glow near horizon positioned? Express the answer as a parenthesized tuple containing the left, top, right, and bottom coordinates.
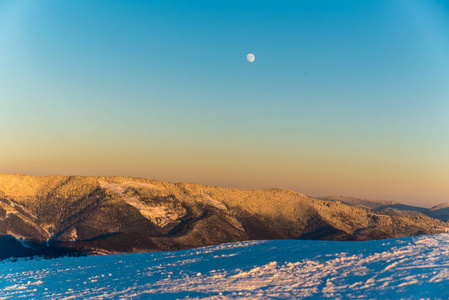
(2, 132, 448, 207)
(1, 1, 448, 208)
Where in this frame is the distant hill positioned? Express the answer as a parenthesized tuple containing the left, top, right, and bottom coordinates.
(316, 195, 448, 221)
(0, 174, 448, 259)
(427, 203, 449, 222)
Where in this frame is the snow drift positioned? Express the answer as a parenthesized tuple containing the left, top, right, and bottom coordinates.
(2, 234, 449, 299)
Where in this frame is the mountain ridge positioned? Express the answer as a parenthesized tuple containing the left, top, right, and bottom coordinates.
(318, 195, 449, 221)
(0, 174, 448, 259)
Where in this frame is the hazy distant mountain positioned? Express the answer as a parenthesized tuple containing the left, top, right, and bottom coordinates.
(426, 203, 449, 222)
(0, 174, 448, 259)
(316, 195, 448, 220)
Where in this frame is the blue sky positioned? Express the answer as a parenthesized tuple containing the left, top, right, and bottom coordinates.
(1, 0, 448, 205)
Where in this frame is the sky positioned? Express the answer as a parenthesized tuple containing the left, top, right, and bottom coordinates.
(1, 0, 448, 206)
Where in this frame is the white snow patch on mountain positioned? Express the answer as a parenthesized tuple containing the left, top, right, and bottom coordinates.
(2, 234, 449, 299)
(98, 180, 186, 227)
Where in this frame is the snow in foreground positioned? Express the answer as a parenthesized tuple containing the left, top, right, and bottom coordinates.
(2, 234, 449, 299)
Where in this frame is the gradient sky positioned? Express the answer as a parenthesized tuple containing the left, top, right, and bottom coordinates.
(1, 0, 448, 206)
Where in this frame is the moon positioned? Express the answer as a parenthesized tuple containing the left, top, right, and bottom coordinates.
(247, 53, 255, 63)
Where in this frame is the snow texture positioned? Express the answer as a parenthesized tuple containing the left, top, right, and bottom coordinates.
(98, 181, 186, 227)
(2, 234, 449, 299)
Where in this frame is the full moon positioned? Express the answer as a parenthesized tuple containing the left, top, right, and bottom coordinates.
(247, 53, 255, 63)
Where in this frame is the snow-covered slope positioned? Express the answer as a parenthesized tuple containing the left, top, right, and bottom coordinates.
(2, 234, 449, 299)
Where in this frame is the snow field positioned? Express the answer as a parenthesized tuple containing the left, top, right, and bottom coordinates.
(1, 234, 449, 299)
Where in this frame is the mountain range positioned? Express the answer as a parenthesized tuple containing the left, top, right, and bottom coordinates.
(1, 174, 448, 259)
(316, 196, 449, 220)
